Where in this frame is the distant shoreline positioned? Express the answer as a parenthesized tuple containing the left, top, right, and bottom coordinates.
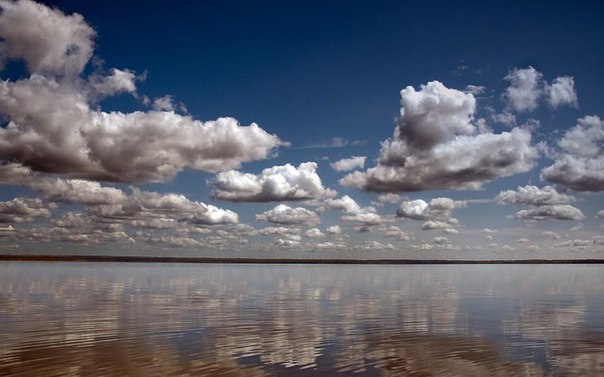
(1, 255, 603, 264)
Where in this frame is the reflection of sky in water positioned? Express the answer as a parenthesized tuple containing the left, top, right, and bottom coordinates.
(0, 262, 603, 376)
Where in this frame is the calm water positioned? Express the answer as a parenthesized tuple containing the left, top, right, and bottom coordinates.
(0, 263, 603, 376)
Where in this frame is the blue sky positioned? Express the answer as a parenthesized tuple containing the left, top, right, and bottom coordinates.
(0, 0, 603, 258)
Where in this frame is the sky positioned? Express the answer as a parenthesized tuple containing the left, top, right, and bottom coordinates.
(0, 0, 603, 259)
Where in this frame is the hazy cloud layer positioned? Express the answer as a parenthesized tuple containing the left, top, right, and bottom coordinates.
(541, 116, 604, 191)
(340, 81, 537, 192)
(0, 1, 284, 183)
(212, 162, 335, 202)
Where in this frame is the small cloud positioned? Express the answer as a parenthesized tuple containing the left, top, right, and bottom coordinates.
(330, 156, 366, 172)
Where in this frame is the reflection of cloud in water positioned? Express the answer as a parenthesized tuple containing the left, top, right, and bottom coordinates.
(0, 263, 603, 375)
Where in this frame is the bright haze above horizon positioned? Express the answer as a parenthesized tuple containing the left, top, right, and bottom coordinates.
(0, 0, 603, 259)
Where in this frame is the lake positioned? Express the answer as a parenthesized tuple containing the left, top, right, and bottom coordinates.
(0, 262, 603, 376)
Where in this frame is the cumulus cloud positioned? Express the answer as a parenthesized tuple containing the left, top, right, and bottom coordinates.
(325, 225, 342, 235)
(89, 68, 137, 97)
(152, 95, 176, 111)
(325, 195, 386, 226)
(94, 188, 239, 225)
(546, 76, 578, 108)
(598, 210, 604, 219)
(515, 205, 585, 221)
(212, 162, 335, 202)
(0, 0, 95, 76)
(541, 116, 604, 191)
(503, 67, 578, 112)
(304, 228, 325, 238)
(377, 193, 401, 204)
(420, 220, 458, 231)
(330, 156, 366, 172)
(0, 1, 285, 183)
(0, 162, 129, 206)
(383, 225, 410, 241)
(256, 204, 319, 226)
(496, 185, 575, 206)
(497, 185, 584, 221)
(397, 198, 466, 220)
(325, 195, 364, 214)
(0, 198, 54, 223)
(258, 226, 300, 236)
(503, 67, 543, 112)
(340, 81, 537, 192)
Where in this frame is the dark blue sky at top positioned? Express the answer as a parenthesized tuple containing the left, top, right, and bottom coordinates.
(42, 1, 604, 143)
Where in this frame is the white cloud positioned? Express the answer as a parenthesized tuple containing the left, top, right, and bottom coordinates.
(465, 85, 486, 95)
(256, 204, 319, 226)
(325, 195, 364, 214)
(325, 225, 342, 235)
(152, 95, 176, 111)
(377, 193, 401, 204)
(598, 210, 604, 219)
(212, 162, 335, 202)
(497, 185, 584, 221)
(0, 198, 54, 223)
(515, 205, 584, 221)
(325, 195, 386, 226)
(397, 197, 466, 220)
(504, 67, 578, 112)
(330, 156, 366, 172)
(340, 81, 537, 192)
(542, 230, 561, 239)
(89, 68, 137, 97)
(383, 225, 410, 241)
(0, 0, 95, 76)
(258, 226, 300, 236)
(433, 236, 449, 244)
(541, 116, 604, 191)
(420, 220, 457, 232)
(304, 228, 325, 238)
(503, 67, 543, 112)
(341, 212, 385, 226)
(546, 76, 578, 108)
(496, 185, 575, 206)
(93, 188, 239, 226)
(0, 2, 285, 184)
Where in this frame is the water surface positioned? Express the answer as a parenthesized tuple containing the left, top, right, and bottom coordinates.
(0, 262, 603, 376)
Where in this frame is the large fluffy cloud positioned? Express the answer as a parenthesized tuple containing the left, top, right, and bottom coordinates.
(0, 0, 95, 76)
(541, 116, 604, 191)
(496, 185, 584, 221)
(340, 81, 537, 192)
(211, 162, 335, 202)
(256, 204, 319, 226)
(0, 1, 285, 183)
